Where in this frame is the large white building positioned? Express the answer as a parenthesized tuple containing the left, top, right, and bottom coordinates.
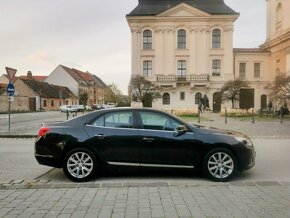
(127, 0, 289, 112)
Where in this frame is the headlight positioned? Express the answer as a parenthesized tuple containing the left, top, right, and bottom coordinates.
(235, 136, 253, 148)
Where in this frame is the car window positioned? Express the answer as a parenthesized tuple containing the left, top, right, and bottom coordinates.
(91, 112, 133, 128)
(139, 112, 181, 131)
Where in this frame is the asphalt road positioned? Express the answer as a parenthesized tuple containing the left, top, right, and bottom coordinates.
(0, 138, 290, 183)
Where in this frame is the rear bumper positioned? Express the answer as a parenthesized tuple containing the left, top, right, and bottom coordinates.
(34, 137, 63, 168)
(35, 154, 60, 168)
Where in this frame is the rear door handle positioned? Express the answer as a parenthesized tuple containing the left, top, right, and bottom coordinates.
(143, 137, 154, 142)
(95, 134, 105, 139)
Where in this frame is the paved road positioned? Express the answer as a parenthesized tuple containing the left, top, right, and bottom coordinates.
(1, 111, 290, 138)
(1, 138, 290, 183)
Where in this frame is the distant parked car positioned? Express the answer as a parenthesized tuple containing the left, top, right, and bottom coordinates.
(92, 104, 102, 110)
(59, 105, 77, 113)
(101, 103, 115, 109)
(76, 105, 93, 112)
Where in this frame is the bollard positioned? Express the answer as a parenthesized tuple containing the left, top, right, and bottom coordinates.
(280, 108, 283, 124)
(66, 110, 69, 120)
(198, 109, 201, 123)
(252, 109, 255, 124)
(224, 107, 227, 124)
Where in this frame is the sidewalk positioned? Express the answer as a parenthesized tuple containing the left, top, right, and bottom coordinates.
(184, 111, 290, 138)
(0, 181, 289, 218)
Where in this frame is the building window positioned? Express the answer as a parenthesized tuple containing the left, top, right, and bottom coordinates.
(195, 93, 202, 104)
(177, 29, 186, 49)
(163, 93, 170, 105)
(212, 29, 221, 48)
(143, 30, 152, 49)
(254, 63, 261, 78)
(143, 61, 152, 77)
(212, 60, 221, 76)
(177, 60, 186, 78)
(59, 101, 62, 106)
(239, 63, 246, 78)
(43, 100, 47, 107)
(180, 92, 185, 100)
(51, 100, 54, 107)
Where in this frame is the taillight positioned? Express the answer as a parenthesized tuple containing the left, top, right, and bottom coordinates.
(38, 127, 50, 137)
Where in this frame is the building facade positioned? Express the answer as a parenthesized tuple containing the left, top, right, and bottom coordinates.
(127, 0, 289, 112)
(45, 65, 106, 105)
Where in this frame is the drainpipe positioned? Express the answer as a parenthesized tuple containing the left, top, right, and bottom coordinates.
(233, 52, 237, 80)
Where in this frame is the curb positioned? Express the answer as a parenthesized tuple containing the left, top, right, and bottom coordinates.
(0, 180, 289, 190)
(0, 135, 37, 138)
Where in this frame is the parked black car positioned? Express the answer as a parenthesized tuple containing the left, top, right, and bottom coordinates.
(35, 108, 255, 182)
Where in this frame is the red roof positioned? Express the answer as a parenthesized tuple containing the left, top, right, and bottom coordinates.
(19, 75, 48, 81)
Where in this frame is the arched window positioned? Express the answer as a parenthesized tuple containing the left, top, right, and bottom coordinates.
(212, 29, 221, 48)
(163, 93, 170, 105)
(177, 29, 186, 49)
(195, 92, 202, 104)
(143, 30, 152, 49)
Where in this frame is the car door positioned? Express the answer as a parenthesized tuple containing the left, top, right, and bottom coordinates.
(137, 111, 196, 168)
(85, 110, 140, 166)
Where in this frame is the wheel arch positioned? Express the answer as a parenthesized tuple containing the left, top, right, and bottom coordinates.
(202, 144, 241, 171)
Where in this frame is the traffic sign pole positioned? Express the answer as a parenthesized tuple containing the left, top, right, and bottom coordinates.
(9, 100, 11, 134)
(5, 67, 17, 134)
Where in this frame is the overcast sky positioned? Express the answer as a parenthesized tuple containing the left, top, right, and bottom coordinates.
(0, 0, 267, 93)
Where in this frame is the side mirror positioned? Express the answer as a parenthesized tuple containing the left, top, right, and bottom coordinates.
(175, 125, 187, 136)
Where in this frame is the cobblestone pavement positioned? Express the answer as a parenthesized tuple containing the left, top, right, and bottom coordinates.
(0, 181, 290, 218)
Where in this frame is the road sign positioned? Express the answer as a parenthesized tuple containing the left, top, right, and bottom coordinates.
(6, 82, 15, 96)
(5, 67, 17, 81)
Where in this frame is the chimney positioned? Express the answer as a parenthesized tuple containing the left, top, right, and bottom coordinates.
(27, 71, 33, 79)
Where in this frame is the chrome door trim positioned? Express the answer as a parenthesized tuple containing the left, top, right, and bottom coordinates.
(108, 161, 194, 169)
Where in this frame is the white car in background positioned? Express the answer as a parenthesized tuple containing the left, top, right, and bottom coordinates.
(59, 105, 77, 113)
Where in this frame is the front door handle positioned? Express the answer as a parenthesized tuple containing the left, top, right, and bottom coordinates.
(95, 134, 105, 139)
(143, 137, 154, 142)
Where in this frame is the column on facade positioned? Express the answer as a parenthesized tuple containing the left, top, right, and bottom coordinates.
(223, 26, 234, 80)
(131, 28, 139, 76)
(164, 28, 175, 75)
(189, 28, 196, 75)
(286, 48, 290, 76)
(154, 28, 164, 76)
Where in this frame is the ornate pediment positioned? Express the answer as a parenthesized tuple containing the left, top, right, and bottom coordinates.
(157, 3, 210, 18)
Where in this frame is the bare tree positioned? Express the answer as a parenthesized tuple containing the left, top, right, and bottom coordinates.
(104, 83, 123, 105)
(220, 79, 249, 108)
(268, 72, 290, 105)
(129, 76, 161, 107)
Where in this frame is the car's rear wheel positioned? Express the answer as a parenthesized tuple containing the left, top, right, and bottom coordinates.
(63, 148, 97, 182)
(203, 148, 237, 182)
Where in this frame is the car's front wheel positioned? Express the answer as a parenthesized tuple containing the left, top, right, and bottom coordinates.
(203, 148, 237, 182)
(63, 148, 97, 182)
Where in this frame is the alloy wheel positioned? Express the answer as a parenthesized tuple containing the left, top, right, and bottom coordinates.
(207, 152, 234, 179)
(67, 152, 94, 179)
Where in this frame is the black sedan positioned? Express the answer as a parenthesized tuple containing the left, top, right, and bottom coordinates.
(35, 108, 255, 182)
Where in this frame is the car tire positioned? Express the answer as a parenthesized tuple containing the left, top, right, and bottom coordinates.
(63, 148, 98, 182)
(203, 148, 237, 182)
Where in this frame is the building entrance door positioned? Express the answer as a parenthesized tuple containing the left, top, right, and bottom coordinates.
(213, 92, 221, 112)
